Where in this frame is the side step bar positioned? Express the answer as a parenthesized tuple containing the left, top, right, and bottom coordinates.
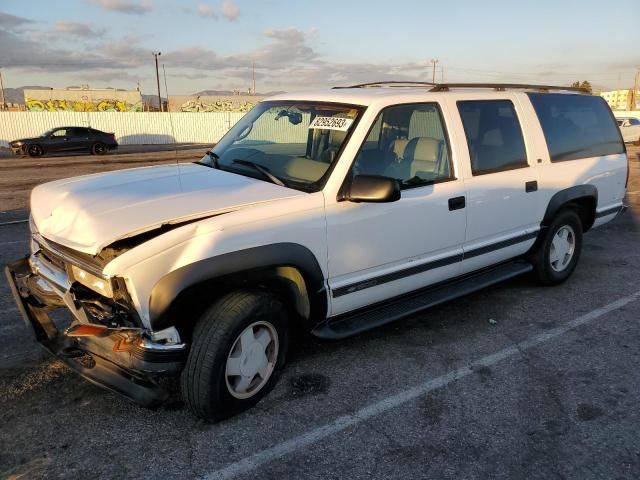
(313, 260, 533, 340)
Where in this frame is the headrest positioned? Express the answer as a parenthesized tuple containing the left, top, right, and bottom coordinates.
(404, 137, 440, 162)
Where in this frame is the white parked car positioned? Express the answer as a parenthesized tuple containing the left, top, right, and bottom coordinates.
(6, 82, 628, 420)
(616, 116, 640, 144)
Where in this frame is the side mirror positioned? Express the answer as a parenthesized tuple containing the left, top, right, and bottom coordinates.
(340, 175, 401, 203)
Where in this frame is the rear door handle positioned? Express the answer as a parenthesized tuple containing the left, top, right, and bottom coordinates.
(448, 196, 466, 211)
(525, 181, 538, 193)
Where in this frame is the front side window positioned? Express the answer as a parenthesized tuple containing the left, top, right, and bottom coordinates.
(457, 100, 528, 175)
(351, 103, 453, 188)
(200, 101, 363, 192)
(51, 129, 68, 137)
(528, 93, 624, 162)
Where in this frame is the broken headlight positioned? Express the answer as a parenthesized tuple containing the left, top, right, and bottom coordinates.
(70, 265, 114, 298)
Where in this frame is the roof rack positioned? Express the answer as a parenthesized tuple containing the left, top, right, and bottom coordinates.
(428, 83, 589, 93)
(332, 81, 588, 94)
(332, 81, 437, 89)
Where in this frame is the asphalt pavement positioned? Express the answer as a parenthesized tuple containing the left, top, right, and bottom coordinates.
(0, 149, 639, 480)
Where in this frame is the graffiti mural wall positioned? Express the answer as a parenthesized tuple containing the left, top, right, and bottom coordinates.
(24, 88, 143, 112)
(169, 95, 263, 113)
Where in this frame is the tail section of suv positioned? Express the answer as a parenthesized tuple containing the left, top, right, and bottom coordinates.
(5, 83, 627, 420)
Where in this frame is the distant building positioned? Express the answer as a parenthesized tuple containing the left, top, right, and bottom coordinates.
(600, 89, 639, 111)
(24, 87, 143, 112)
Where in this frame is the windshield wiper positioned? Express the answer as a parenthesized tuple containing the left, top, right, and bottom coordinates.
(206, 150, 220, 169)
(194, 150, 220, 169)
(233, 159, 286, 187)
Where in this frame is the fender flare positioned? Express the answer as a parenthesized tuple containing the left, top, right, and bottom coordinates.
(148, 243, 327, 331)
(542, 184, 598, 227)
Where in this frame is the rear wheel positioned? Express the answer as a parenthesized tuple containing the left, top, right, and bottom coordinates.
(91, 142, 107, 155)
(181, 290, 288, 421)
(531, 209, 583, 285)
(27, 144, 43, 157)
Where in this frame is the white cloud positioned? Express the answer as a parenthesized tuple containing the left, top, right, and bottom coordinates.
(90, 0, 151, 15)
(55, 21, 103, 38)
(222, 0, 239, 21)
(196, 3, 217, 18)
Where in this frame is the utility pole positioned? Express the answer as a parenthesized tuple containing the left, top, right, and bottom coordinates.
(162, 64, 170, 112)
(441, 65, 444, 83)
(152, 51, 162, 112)
(430, 59, 439, 84)
(0, 66, 6, 111)
(252, 62, 256, 95)
(633, 68, 640, 111)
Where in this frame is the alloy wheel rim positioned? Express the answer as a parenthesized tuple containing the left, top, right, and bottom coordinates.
(549, 225, 576, 272)
(225, 321, 278, 399)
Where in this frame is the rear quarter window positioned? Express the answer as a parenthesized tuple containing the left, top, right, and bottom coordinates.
(528, 93, 624, 162)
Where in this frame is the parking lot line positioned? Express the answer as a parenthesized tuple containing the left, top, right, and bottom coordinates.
(204, 290, 640, 480)
(0, 219, 29, 226)
(0, 240, 29, 246)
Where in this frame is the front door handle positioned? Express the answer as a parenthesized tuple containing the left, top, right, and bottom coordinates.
(525, 181, 538, 193)
(448, 196, 466, 211)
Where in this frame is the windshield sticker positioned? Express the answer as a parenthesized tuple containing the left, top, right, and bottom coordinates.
(309, 116, 354, 131)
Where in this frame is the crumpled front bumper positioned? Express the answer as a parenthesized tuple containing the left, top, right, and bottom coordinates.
(5, 256, 187, 407)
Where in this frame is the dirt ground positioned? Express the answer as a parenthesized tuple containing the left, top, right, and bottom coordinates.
(0, 145, 208, 212)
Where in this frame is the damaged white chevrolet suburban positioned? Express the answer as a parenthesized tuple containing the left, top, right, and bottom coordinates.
(6, 83, 628, 420)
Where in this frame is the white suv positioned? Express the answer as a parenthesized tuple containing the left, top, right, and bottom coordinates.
(617, 116, 640, 145)
(6, 82, 628, 420)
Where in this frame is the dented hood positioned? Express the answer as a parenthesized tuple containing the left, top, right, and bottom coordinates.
(30, 163, 304, 255)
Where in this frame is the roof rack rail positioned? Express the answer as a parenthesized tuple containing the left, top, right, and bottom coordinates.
(428, 83, 589, 93)
(332, 81, 588, 94)
(333, 81, 437, 89)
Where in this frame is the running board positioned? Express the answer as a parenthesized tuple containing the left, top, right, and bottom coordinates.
(313, 260, 533, 340)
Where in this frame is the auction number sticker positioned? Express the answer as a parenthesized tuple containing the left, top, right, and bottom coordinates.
(309, 116, 354, 131)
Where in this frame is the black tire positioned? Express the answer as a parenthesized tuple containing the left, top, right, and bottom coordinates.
(27, 144, 43, 157)
(531, 209, 583, 285)
(181, 290, 289, 421)
(91, 142, 107, 155)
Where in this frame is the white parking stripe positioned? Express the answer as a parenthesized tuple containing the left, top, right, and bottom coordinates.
(0, 219, 29, 226)
(0, 240, 28, 246)
(204, 290, 640, 480)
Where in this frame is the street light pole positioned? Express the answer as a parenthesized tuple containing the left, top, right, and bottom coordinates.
(0, 66, 6, 111)
(430, 59, 439, 84)
(152, 52, 162, 112)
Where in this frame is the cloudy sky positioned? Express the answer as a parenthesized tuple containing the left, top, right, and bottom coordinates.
(0, 0, 638, 95)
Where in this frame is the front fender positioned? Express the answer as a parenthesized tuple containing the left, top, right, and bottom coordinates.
(148, 243, 327, 331)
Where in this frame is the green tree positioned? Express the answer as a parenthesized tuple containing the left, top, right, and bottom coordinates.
(571, 81, 593, 94)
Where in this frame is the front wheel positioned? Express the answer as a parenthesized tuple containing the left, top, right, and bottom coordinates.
(181, 290, 289, 421)
(27, 144, 43, 157)
(531, 209, 583, 285)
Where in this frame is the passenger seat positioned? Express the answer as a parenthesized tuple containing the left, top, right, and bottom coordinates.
(404, 137, 441, 178)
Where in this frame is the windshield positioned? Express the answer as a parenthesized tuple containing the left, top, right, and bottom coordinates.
(198, 101, 364, 191)
(40, 129, 55, 137)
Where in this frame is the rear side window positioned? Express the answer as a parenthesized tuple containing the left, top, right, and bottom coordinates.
(528, 93, 624, 162)
(457, 100, 528, 175)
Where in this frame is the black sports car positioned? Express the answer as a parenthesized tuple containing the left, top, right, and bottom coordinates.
(10, 127, 119, 157)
